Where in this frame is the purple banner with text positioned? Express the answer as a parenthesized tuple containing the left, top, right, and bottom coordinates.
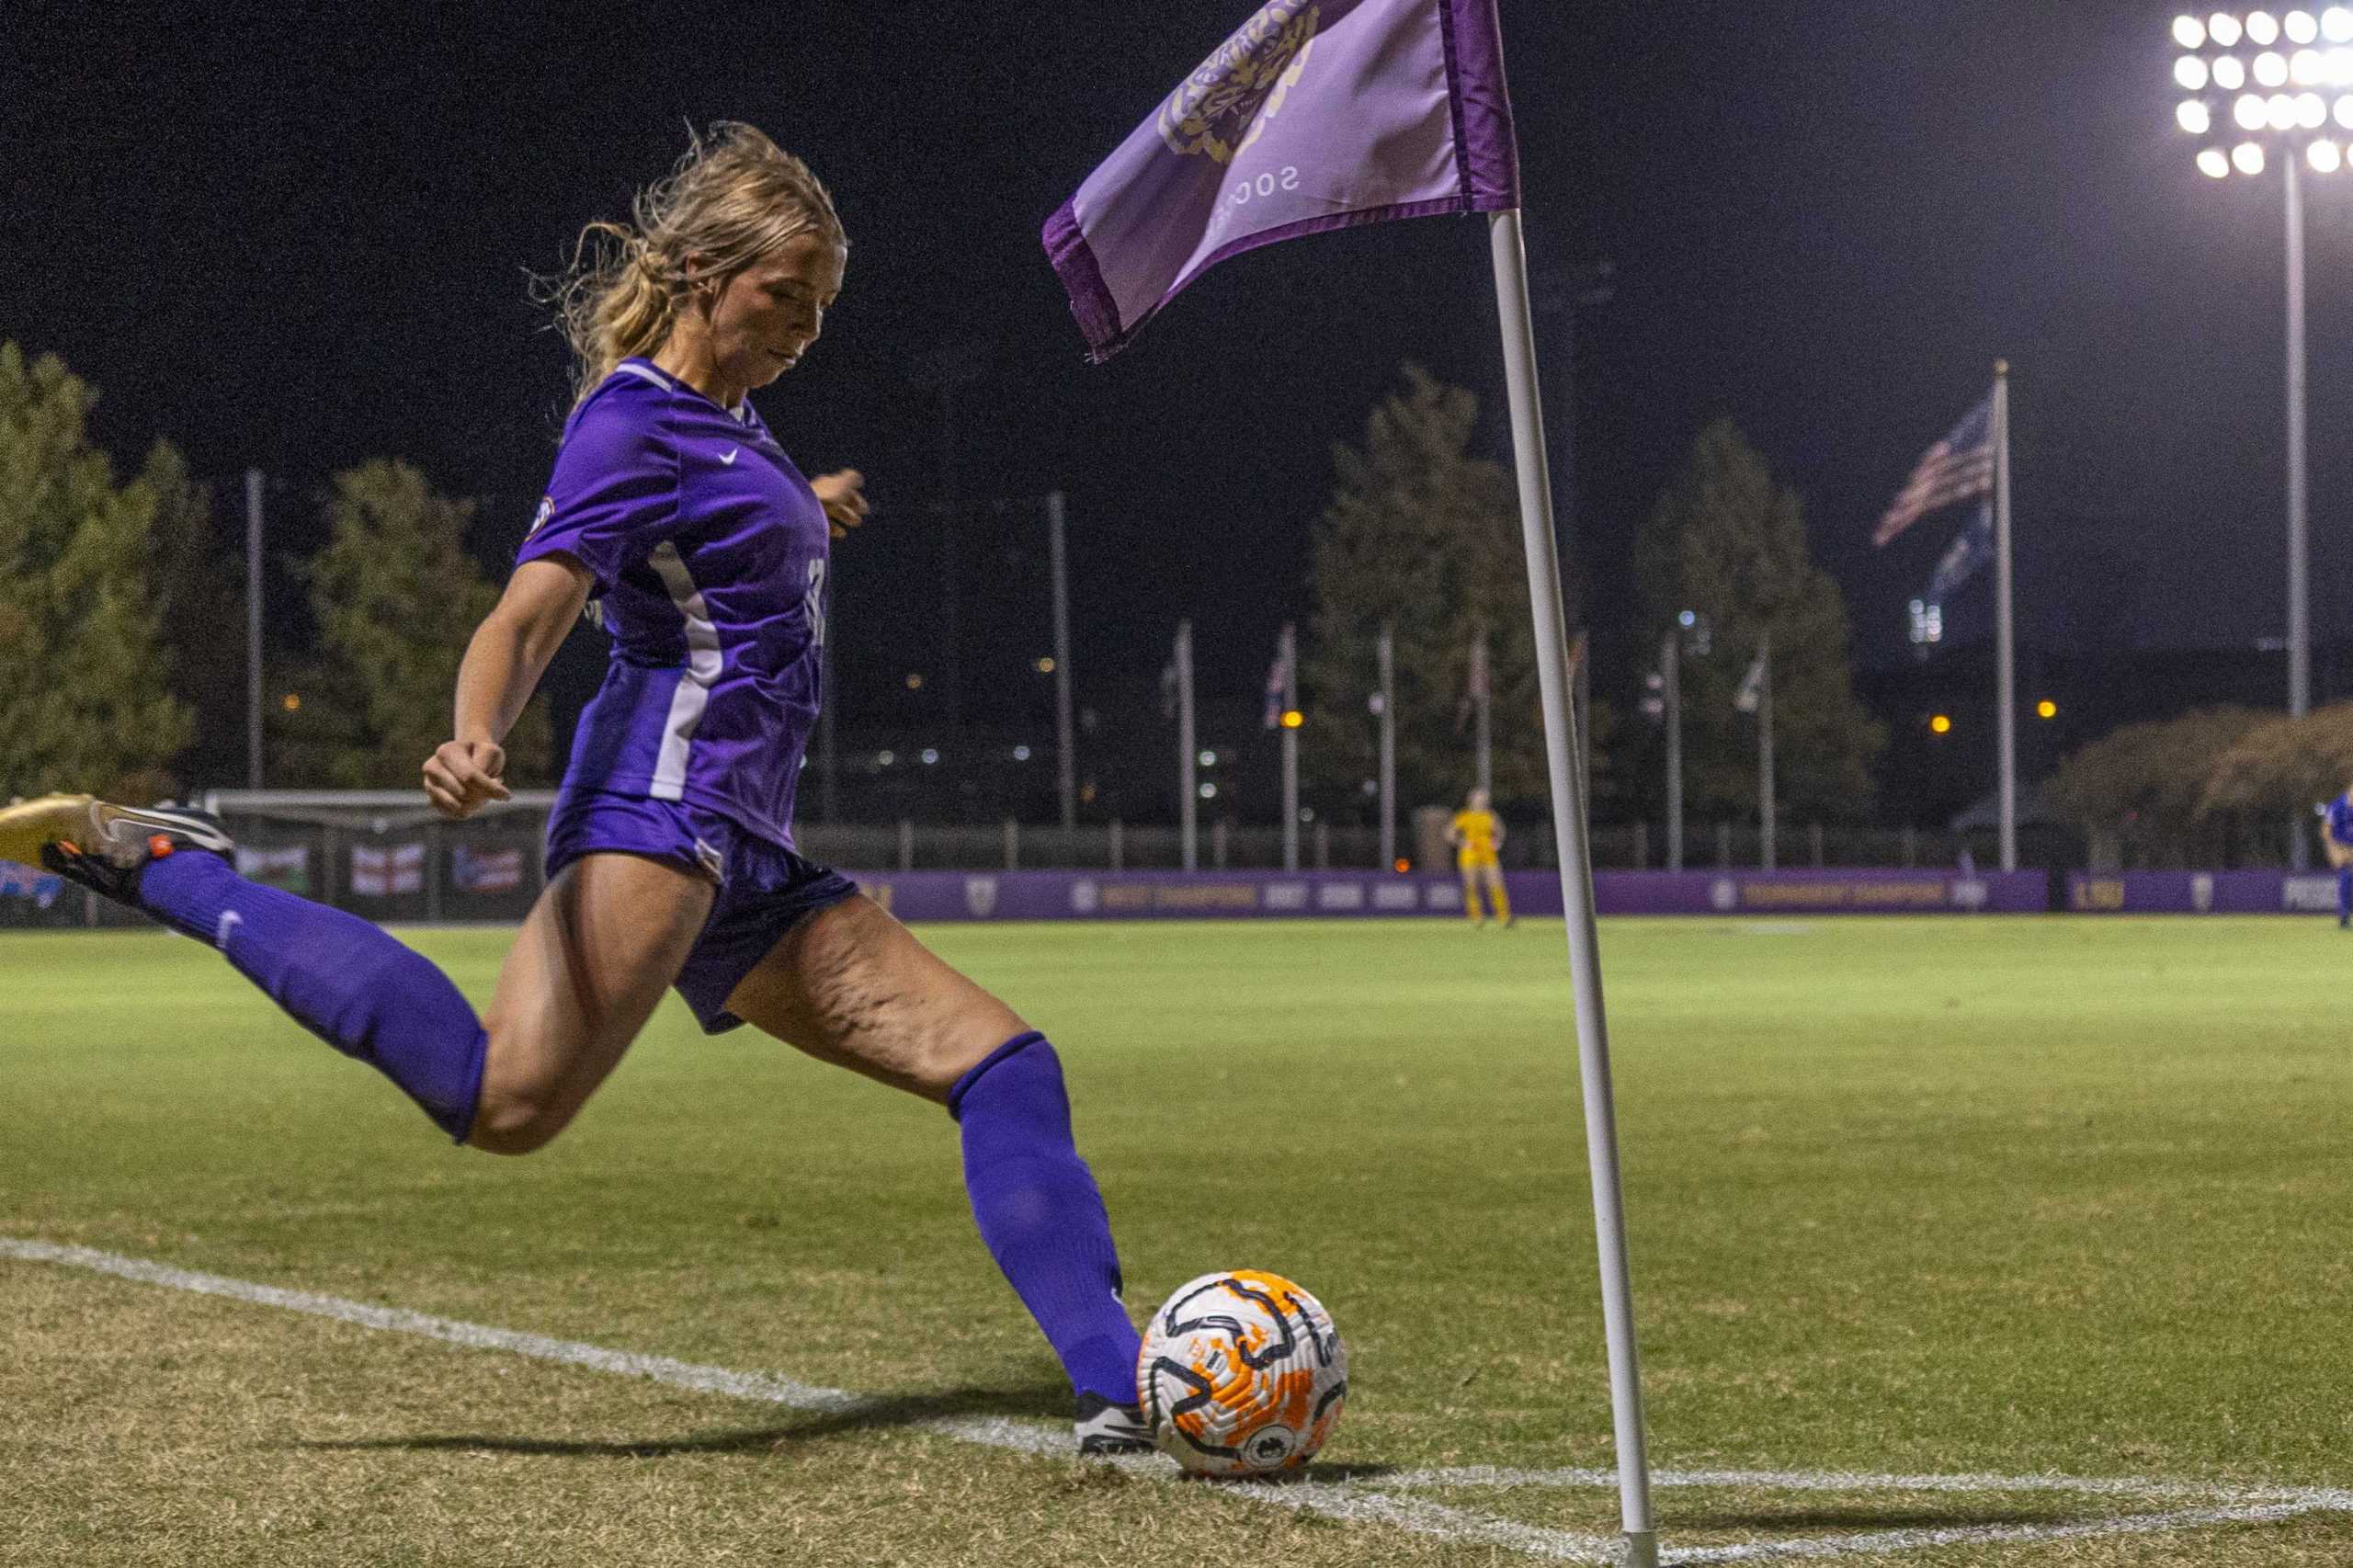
(844, 869, 2048, 922)
(2064, 870, 2346, 915)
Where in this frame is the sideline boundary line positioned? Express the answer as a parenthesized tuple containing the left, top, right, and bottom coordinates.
(8, 1236, 2350, 1564)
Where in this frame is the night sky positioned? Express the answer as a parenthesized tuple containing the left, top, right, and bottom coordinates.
(4, 1, 2342, 755)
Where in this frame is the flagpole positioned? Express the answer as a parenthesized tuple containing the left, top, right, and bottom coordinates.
(1759, 631, 1776, 871)
(1994, 362, 2017, 874)
(1378, 624, 1397, 871)
(1177, 619, 1198, 871)
(1280, 622, 1300, 871)
(1474, 627, 1494, 798)
(1664, 631, 1683, 873)
(1489, 207, 1657, 1568)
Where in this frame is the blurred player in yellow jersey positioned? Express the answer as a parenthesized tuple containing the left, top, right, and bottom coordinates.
(1449, 788, 1511, 926)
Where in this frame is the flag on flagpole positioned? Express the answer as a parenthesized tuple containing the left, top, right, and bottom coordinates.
(1921, 501, 1995, 605)
(1874, 394, 1995, 547)
(1455, 631, 1490, 733)
(1043, 0, 1520, 361)
(1733, 650, 1767, 714)
(1263, 633, 1292, 729)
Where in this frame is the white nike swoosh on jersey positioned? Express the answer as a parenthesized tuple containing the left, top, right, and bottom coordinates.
(720, 449, 740, 465)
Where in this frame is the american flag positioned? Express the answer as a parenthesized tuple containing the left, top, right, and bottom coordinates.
(1874, 394, 1994, 548)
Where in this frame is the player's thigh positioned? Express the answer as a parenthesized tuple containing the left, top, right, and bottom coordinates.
(722, 892, 1024, 1103)
(474, 851, 715, 1151)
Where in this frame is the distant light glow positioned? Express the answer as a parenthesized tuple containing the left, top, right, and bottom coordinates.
(2235, 139, 2269, 171)
(1199, 781, 1217, 800)
(2256, 48, 2291, 83)
(2238, 91, 2271, 126)
(2313, 137, 2344, 168)
(2288, 7, 2321, 41)
(2248, 9, 2282, 42)
(1930, 714, 1953, 735)
(2215, 53, 2249, 86)
(2336, 93, 2353, 122)
(904, 672, 924, 690)
(920, 747, 939, 765)
(2294, 45, 2325, 80)
(2329, 6, 2353, 39)
(2212, 11, 2245, 44)
(1279, 709, 1303, 730)
(2200, 145, 2234, 175)
(2177, 53, 2212, 88)
(2302, 89, 2331, 122)
(2268, 90, 2301, 126)
(2329, 44, 2353, 80)
(1393, 858, 1412, 874)
(877, 749, 895, 767)
(2036, 699, 2059, 721)
(1034, 655, 1055, 674)
(2178, 13, 2211, 46)
(1198, 748, 1217, 767)
(1012, 744, 1030, 761)
(2181, 97, 2214, 132)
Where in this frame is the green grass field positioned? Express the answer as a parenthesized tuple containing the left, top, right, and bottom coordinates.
(6, 915, 2353, 1566)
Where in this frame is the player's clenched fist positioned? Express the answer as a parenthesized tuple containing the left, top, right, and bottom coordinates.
(423, 739, 511, 820)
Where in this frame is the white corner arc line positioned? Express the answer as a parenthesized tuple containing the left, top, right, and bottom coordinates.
(0, 1238, 1616, 1562)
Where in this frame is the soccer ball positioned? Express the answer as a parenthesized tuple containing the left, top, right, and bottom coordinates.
(1139, 1269, 1348, 1475)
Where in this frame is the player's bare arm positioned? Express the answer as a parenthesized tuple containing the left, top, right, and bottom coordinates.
(424, 556, 591, 821)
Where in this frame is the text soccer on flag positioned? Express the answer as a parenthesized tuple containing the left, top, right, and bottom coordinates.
(1043, 0, 1519, 361)
(1874, 394, 1994, 548)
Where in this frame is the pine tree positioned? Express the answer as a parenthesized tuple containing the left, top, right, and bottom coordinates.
(277, 460, 550, 789)
(1633, 420, 1883, 821)
(0, 344, 193, 801)
(1301, 364, 1564, 819)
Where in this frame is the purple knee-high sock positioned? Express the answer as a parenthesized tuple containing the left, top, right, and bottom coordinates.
(137, 851, 488, 1142)
(950, 1032, 1142, 1406)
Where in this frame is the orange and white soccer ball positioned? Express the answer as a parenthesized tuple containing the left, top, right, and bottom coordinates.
(1140, 1269, 1348, 1475)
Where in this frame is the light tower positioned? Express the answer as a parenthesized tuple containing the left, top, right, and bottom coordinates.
(2173, 8, 2343, 867)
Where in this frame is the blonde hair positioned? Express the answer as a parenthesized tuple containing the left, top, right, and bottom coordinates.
(547, 122, 845, 403)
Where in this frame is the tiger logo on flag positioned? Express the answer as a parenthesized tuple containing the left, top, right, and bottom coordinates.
(1157, 0, 1318, 165)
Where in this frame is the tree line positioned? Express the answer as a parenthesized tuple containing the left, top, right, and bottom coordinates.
(6, 340, 1891, 822)
(0, 343, 547, 802)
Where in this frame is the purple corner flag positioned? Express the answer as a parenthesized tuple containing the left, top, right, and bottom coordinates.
(1044, 0, 1521, 362)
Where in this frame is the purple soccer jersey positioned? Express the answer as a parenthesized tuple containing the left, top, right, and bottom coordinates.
(517, 358, 829, 849)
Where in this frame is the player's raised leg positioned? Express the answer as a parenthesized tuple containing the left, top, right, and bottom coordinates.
(721, 893, 1150, 1452)
(0, 793, 710, 1151)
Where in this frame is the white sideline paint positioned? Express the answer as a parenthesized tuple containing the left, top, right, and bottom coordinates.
(8, 1234, 2351, 1564)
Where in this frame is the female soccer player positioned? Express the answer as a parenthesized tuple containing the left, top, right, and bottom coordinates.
(0, 123, 1150, 1455)
(1449, 788, 1510, 926)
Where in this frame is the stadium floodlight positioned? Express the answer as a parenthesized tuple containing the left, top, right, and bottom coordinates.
(2336, 94, 2353, 122)
(2172, 17, 2321, 867)
(2330, 6, 2353, 38)
(2331, 46, 2353, 80)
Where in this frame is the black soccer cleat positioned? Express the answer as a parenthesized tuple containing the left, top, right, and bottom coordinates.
(1074, 1392, 1154, 1458)
(0, 794, 233, 907)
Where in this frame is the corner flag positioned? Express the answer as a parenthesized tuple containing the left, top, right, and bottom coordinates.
(1043, 0, 1520, 360)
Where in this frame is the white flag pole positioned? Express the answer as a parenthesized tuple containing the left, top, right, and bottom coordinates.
(1994, 361, 2017, 874)
(1177, 619, 1198, 871)
(1488, 207, 1658, 1568)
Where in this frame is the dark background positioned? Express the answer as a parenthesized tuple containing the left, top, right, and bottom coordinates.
(4, 2, 2340, 823)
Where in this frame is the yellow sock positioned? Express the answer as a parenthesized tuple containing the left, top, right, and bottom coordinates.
(1491, 881, 1511, 923)
(1463, 882, 1481, 922)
